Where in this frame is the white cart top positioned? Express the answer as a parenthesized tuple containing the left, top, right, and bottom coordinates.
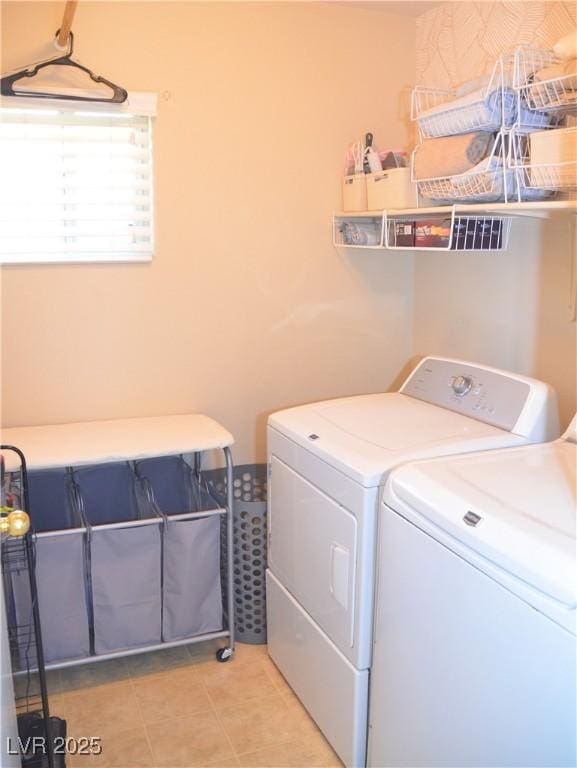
(1, 414, 234, 470)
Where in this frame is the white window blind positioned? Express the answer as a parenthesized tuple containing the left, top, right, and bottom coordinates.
(0, 94, 156, 264)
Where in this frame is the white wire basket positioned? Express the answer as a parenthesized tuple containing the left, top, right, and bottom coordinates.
(510, 127, 577, 195)
(385, 208, 513, 252)
(514, 46, 577, 115)
(332, 213, 384, 248)
(412, 60, 517, 139)
(412, 132, 515, 204)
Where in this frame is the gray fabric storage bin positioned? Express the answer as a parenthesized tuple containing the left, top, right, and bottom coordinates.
(207, 464, 268, 644)
(90, 525, 162, 653)
(35, 534, 91, 662)
(162, 516, 223, 641)
(23, 468, 90, 663)
(73, 462, 162, 654)
(136, 456, 224, 642)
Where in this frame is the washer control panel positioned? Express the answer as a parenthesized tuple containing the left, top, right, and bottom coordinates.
(401, 358, 531, 431)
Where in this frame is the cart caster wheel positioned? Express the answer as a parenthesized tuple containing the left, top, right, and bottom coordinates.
(216, 647, 233, 663)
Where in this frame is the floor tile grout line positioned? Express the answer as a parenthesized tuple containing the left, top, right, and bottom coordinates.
(204, 666, 294, 760)
(136, 654, 239, 765)
(131, 654, 217, 768)
(234, 733, 317, 759)
(52, 645, 319, 767)
(199, 655, 280, 715)
(210, 686, 295, 717)
(125, 665, 157, 768)
(252, 649, 297, 696)
(216, 690, 301, 759)
(204, 675, 240, 762)
(260, 660, 293, 695)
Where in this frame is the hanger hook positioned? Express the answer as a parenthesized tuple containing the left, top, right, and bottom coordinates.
(54, 29, 74, 56)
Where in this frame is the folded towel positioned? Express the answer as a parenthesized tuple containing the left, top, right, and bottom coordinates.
(423, 156, 518, 203)
(413, 132, 495, 180)
(436, 156, 551, 203)
(534, 58, 577, 89)
(451, 154, 500, 186)
(518, 106, 555, 130)
(527, 62, 577, 109)
(418, 87, 517, 137)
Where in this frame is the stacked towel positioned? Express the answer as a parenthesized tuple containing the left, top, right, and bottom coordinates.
(413, 132, 495, 180)
(528, 58, 577, 110)
(424, 156, 550, 204)
(534, 58, 577, 88)
(417, 87, 517, 137)
(526, 31, 577, 111)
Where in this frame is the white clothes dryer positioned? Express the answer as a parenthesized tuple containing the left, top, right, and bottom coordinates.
(266, 356, 559, 768)
(368, 417, 577, 768)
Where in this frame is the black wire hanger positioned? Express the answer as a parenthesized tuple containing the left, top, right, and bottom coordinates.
(0, 31, 127, 103)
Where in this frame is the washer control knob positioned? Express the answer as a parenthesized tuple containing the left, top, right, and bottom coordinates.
(452, 375, 473, 397)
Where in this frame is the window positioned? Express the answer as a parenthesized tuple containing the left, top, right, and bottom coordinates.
(0, 93, 156, 264)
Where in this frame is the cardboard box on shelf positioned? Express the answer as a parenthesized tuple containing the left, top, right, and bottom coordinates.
(392, 221, 415, 247)
(453, 218, 503, 250)
(414, 218, 452, 248)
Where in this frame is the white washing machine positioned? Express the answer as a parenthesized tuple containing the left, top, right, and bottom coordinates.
(266, 356, 559, 767)
(369, 416, 577, 768)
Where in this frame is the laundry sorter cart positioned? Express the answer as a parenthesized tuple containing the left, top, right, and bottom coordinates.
(1, 415, 236, 668)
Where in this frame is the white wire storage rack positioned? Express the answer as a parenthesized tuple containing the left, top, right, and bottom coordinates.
(509, 46, 576, 199)
(411, 131, 515, 205)
(384, 207, 513, 251)
(509, 126, 577, 195)
(514, 46, 577, 116)
(411, 59, 511, 140)
(333, 206, 515, 252)
(332, 213, 385, 249)
(410, 51, 569, 208)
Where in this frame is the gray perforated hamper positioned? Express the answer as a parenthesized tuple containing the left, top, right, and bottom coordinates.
(206, 464, 268, 644)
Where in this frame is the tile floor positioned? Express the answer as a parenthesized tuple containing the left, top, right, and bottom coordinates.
(42, 641, 342, 768)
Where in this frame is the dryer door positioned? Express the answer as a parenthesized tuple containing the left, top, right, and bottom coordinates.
(269, 456, 357, 650)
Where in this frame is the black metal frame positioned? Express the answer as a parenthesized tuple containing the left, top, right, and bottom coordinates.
(1, 445, 56, 768)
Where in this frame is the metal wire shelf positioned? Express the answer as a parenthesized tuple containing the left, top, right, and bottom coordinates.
(412, 132, 514, 205)
(509, 127, 577, 194)
(332, 207, 515, 252)
(513, 46, 577, 116)
(384, 208, 513, 252)
(332, 213, 385, 248)
(412, 59, 512, 139)
(1, 445, 63, 768)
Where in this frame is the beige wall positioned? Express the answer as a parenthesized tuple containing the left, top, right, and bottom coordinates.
(0, 2, 416, 462)
(2, 0, 575, 460)
(412, 217, 577, 428)
(414, 1, 577, 430)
